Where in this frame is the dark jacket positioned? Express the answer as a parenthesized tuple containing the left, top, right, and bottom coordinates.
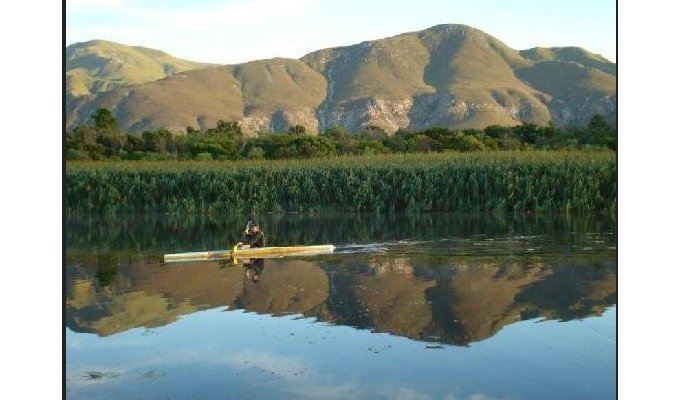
(240, 230, 266, 247)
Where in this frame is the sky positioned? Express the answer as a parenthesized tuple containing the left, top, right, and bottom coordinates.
(66, 0, 617, 64)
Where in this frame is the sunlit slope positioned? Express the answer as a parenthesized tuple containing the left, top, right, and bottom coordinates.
(66, 39, 212, 97)
(66, 25, 616, 134)
(67, 59, 327, 134)
(66, 66, 245, 133)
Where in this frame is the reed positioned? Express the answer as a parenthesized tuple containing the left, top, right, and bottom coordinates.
(66, 151, 616, 214)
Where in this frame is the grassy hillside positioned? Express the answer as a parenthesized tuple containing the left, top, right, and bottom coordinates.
(520, 46, 616, 75)
(66, 25, 617, 134)
(230, 58, 327, 114)
(66, 66, 244, 133)
(301, 33, 436, 102)
(66, 40, 212, 97)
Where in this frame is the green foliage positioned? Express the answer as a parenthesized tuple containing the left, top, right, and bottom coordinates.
(324, 126, 350, 139)
(451, 134, 486, 151)
(288, 125, 306, 135)
(583, 114, 617, 150)
(195, 152, 213, 161)
(216, 120, 242, 135)
(66, 151, 616, 215)
(92, 108, 118, 134)
(66, 148, 90, 160)
(246, 146, 266, 160)
(65, 114, 617, 161)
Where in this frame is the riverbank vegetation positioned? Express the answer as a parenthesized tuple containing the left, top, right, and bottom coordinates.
(66, 151, 616, 214)
(66, 108, 616, 161)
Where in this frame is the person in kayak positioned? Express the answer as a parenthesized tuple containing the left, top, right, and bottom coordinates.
(237, 220, 266, 248)
(232, 220, 266, 282)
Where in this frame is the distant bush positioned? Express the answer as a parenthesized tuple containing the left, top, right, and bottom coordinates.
(195, 152, 213, 161)
(66, 149, 90, 160)
(246, 146, 265, 160)
(66, 109, 617, 161)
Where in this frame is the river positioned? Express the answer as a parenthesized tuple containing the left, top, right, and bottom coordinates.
(65, 212, 616, 399)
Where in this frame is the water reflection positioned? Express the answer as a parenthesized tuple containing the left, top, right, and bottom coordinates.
(66, 211, 616, 256)
(65, 212, 616, 346)
(65, 213, 616, 400)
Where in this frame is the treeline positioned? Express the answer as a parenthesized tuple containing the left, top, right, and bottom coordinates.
(66, 108, 617, 161)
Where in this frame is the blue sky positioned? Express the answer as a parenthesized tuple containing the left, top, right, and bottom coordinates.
(66, 0, 616, 64)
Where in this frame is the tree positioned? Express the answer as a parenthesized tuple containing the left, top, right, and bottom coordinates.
(452, 133, 486, 151)
(324, 126, 349, 139)
(65, 148, 90, 160)
(246, 146, 266, 160)
(484, 125, 511, 139)
(216, 120, 242, 135)
(123, 134, 143, 152)
(588, 114, 610, 130)
(288, 124, 306, 135)
(361, 125, 387, 140)
(91, 108, 118, 134)
(69, 124, 97, 146)
(286, 136, 336, 158)
(406, 134, 432, 152)
(141, 129, 174, 154)
(582, 114, 616, 150)
(514, 122, 540, 145)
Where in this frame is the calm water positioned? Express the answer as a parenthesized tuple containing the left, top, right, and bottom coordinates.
(65, 213, 617, 400)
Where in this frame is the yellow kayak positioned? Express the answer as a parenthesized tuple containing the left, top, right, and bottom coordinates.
(163, 245, 335, 263)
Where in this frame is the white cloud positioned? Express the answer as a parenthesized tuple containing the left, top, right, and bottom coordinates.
(226, 350, 307, 377)
(389, 387, 433, 400)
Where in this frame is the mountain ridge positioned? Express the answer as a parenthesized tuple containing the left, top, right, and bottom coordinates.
(66, 24, 616, 134)
(66, 39, 214, 97)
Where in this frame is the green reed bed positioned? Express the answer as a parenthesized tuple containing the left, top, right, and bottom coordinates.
(66, 151, 616, 214)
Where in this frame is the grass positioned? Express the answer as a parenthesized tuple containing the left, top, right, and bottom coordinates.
(66, 150, 617, 215)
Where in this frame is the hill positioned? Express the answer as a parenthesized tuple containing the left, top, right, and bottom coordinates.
(66, 25, 616, 134)
(66, 39, 212, 97)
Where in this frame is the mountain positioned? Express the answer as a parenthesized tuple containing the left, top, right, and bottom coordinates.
(65, 25, 616, 134)
(66, 39, 212, 97)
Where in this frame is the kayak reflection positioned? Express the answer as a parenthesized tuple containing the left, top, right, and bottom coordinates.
(219, 257, 266, 283)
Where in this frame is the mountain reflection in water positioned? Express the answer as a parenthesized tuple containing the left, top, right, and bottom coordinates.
(65, 212, 616, 346)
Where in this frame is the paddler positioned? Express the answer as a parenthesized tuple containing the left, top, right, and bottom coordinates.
(237, 220, 266, 248)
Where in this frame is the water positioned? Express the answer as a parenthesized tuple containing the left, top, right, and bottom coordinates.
(65, 212, 617, 399)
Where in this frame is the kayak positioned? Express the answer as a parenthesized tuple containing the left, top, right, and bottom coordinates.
(163, 245, 335, 263)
